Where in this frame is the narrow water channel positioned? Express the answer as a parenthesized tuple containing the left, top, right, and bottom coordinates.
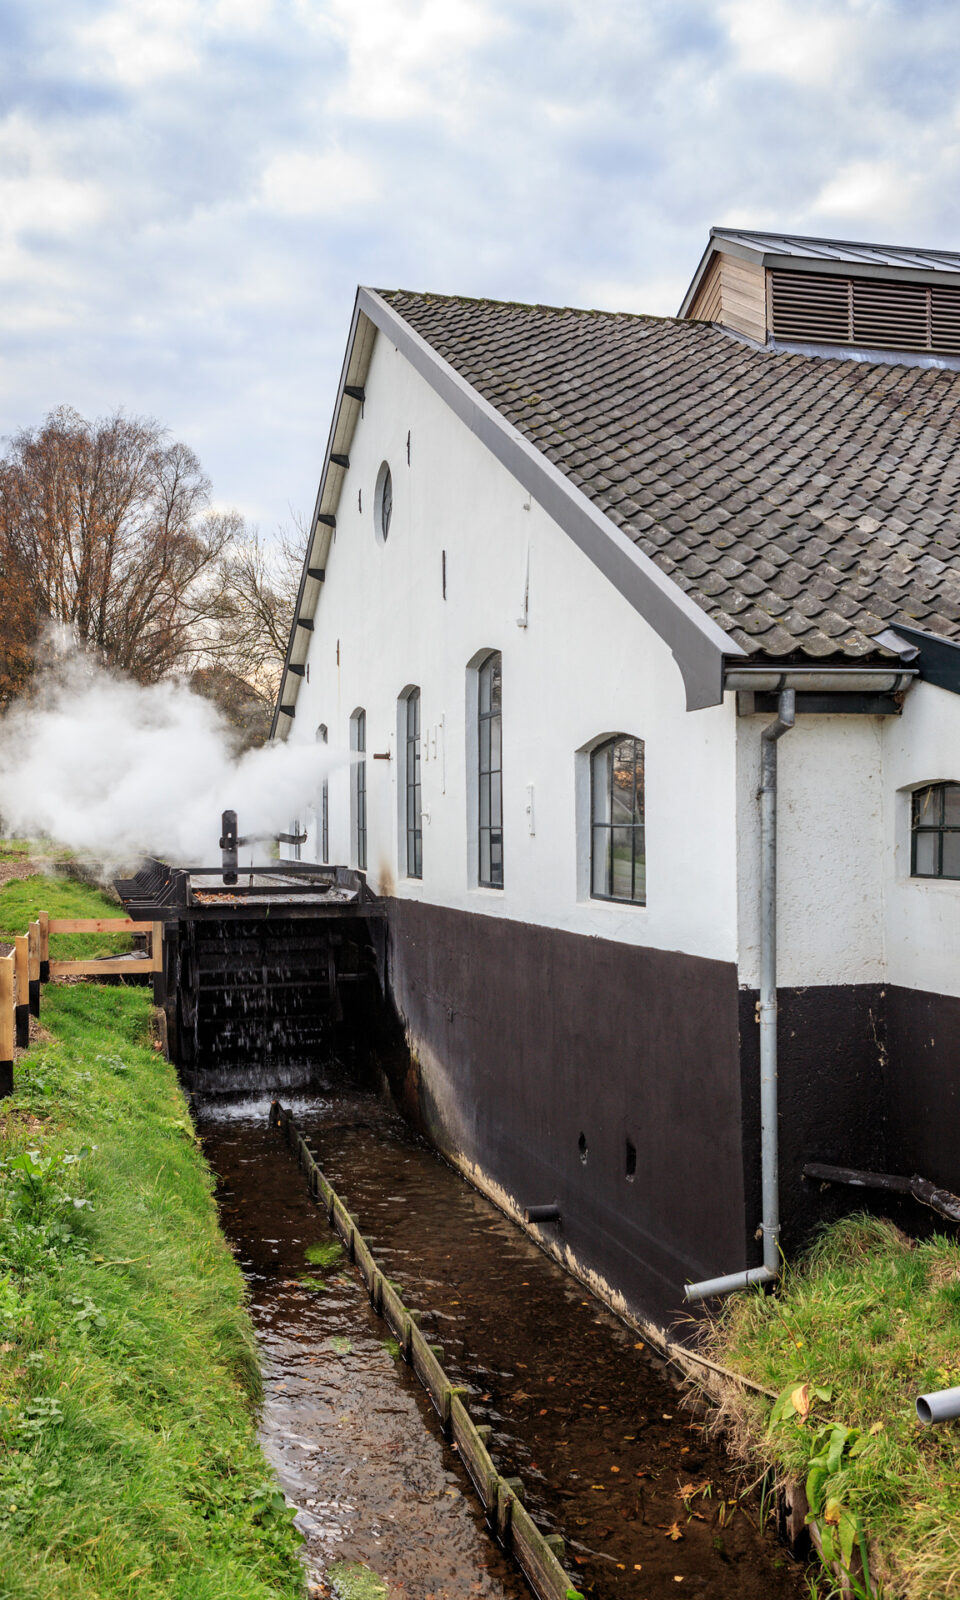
(199, 1090, 807, 1600)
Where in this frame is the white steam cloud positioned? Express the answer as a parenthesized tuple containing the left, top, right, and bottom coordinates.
(0, 653, 341, 868)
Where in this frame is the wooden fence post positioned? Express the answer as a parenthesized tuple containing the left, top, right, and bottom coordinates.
(27, 921, 40, 1017)
(0, 953, 13, 1096)
(14, 935, 29, 1049)
(38, 911, 50, 983)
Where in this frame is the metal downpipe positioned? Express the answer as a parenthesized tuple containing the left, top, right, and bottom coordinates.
(685, 690, 796, 1303)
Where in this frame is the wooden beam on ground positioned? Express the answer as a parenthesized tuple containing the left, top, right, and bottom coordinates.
(0, 953, 13, 1096)
(48, 918, 152, 934)
(48, 959, 154, 978)
(14, 935, 29, 1049)
(38, 910, 49, 982)
(27, 922, 40, 1017)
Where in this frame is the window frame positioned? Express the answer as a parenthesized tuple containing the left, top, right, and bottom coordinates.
(351, 709, 367, 872)
(404, 688, 422, 879)
(589, 735, 646, 906)
(315, 724, 329, 864)
(911, 781, 960, 881)
(477, 652, 503, 889)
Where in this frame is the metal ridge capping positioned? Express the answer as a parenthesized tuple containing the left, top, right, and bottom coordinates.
(269, 1101, 584, 1600)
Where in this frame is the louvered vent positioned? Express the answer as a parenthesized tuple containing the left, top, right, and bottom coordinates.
(770, 269, 960, 355)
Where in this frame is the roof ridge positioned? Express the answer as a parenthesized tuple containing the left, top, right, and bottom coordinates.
(375, 287, 682, 324)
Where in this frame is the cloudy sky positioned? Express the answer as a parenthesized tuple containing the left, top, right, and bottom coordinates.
(1, 0, 958, 535)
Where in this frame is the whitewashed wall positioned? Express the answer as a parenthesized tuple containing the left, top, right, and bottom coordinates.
(736, 713, 885, 990)
(285, 329, 740, 963)
(736, 683, 960, 997)
(882, 680, 960, 1000)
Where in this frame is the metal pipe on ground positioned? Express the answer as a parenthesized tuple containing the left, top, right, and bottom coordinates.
(917, 1387, 960, 1425)
(686, 689, 796, 1303)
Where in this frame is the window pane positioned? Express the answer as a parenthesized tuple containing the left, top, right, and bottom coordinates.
(914, 831, 939, 875)
(592, 827, 610, 896)
(611, 827, 633, 899)
(633, 850, 647, 904)
(942, 831, 960, 880)
(611, 769, 634, 824)
(489, 831, 503, 884)
(479, 776, 490, 828)
(592, 747, 611, 824)
(480, 828, 491, 884)
(914, 785, 939, 826)
(479, 717, 491, 772)
(490, 712, 501, 772)
(489, 654, 501, 711)
(479, 663, 491, 714)
(944, 785, 960, 828)
(413, 836, 422, 878)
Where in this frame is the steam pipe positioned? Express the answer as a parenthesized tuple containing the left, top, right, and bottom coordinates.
(685, 690, 796, 1302)
(219, 809, 239, 886)
(917, 1388, 960, 1425)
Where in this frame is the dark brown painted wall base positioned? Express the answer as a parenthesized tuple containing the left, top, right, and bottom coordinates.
(383, 902, 960, 1327)
(384, 899, 747, 1329)
(885, 984, 960, 1190)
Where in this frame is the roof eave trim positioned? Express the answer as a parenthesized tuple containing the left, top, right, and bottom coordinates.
(269, 294, 368, 741)
(360, 287, 741, 709)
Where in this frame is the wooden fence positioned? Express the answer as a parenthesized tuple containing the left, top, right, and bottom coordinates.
(0, 916, 162, 1097)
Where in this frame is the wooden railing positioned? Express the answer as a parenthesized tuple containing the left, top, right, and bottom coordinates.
(1, 916, 162, 1097)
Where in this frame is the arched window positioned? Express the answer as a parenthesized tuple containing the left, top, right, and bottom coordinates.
(315, 725, 329, 864)
(591, 736, 645, 904)
(912, 782, 960, 879)
(351, 709, 367, 871)
(401, 688, 422, 879)
(478, 652, 502, 887)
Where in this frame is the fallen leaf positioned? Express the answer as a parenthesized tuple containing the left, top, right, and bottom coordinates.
(610, 1466, 620, 1473)
(790, 1383, 811, 1420)
(633, 1564, 643, 1572)
(659, 1521, 684, 1541)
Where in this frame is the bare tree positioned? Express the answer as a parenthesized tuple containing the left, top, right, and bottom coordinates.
(208, 521, 303, 705)
(0, 406, 235, 695)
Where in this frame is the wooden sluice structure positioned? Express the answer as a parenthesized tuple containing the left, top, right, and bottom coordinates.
(116, 846, 383, 1092)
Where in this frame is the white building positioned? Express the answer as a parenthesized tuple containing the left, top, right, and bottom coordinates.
(274, 229, 960, 1332)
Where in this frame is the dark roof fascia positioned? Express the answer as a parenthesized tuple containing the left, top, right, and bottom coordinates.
(886, 624, 960, 698)
(269, 294, 367, 741)
(358, 287, 741, 710)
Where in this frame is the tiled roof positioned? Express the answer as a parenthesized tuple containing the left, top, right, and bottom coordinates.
(380, 290, 960, 660)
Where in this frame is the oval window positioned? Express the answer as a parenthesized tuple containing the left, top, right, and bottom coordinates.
(374, 461, 393, 544)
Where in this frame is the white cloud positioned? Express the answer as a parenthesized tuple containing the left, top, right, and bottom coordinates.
(718, 0, 858, 85)
(75, 0, 203, 86)
(258, 147, 380, 218)
(322, 0, 500, 121)
(810, 158, 917, 225)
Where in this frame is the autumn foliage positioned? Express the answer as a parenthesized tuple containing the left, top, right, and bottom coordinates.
(0, 407, 299, 744)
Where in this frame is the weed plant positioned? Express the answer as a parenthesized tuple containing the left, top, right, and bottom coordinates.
(705, 1214, 960, 1598)
(0, 972, 303, 1598)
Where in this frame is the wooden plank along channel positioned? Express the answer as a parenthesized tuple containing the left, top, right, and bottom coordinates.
(269, 1101, 583, 1600)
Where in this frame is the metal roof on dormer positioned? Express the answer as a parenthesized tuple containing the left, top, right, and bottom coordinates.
(679, 226, 960, 318)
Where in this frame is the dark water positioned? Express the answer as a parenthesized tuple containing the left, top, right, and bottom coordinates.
(200, 1092, 807, 1600)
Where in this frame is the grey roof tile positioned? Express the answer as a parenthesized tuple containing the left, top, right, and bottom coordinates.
(380, 289, 960, 661)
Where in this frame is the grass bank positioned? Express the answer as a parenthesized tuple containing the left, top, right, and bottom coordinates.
(702, 1214, 960, 1598)
(0, 878, 303, 1599)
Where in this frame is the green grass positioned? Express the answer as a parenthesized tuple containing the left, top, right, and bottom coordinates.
(0, 969, 304, 1596)
(0, 874, 132, 959)
(703, 1214, 960, 1598)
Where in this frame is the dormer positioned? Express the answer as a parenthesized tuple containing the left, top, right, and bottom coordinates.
(679, 226, 960, 362)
